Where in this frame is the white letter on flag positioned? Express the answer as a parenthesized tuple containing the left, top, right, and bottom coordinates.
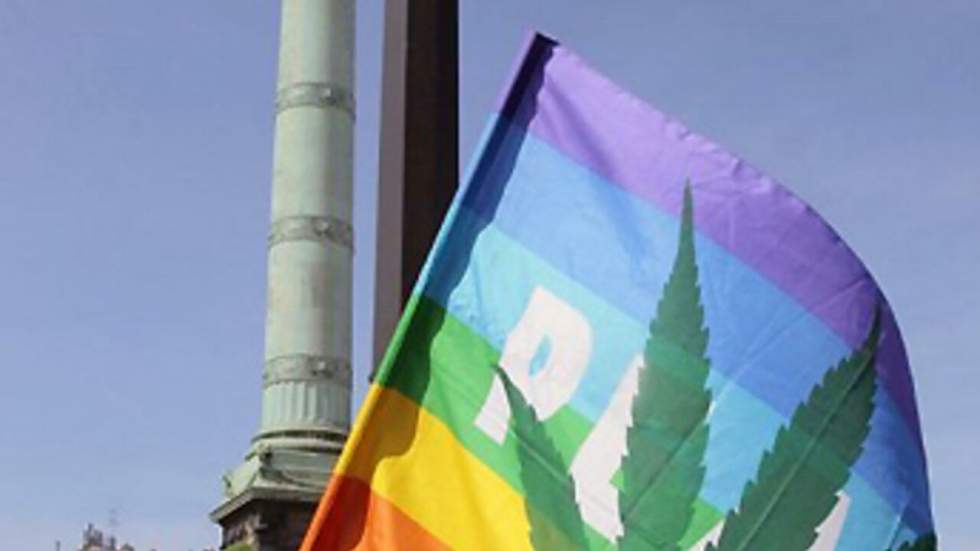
(570, 354, 642, 539)
(475, 286, 593, 443)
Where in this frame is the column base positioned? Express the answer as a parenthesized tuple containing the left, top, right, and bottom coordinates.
(213, 436, 343, 550)
(211, 486, 322, 551)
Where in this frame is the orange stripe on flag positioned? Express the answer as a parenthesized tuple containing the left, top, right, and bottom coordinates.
(300, 475, 451, 551)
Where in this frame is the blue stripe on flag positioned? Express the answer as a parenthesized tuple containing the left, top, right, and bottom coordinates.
(423, 205, 929, 532)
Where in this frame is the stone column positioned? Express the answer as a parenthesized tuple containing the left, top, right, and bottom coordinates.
(259, 0, 354, 452)
(212, 1, 354, 548)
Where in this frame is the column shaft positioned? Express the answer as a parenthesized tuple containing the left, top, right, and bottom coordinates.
(259, 0, 354, 442)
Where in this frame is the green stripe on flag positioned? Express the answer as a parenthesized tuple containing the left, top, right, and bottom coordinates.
(375, 294, 722, 548)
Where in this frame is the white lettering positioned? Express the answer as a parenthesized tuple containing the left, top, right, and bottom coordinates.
(475, 286, 593, 443)
(569, 354, 643, 540)
(811, 492, 851, 550)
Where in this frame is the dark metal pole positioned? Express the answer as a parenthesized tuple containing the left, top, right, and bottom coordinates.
(373, 0, 459, 371)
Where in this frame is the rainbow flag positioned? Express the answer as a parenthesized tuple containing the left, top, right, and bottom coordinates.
(301, 33, 935, 551)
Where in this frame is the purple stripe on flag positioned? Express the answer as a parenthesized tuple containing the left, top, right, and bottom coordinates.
(497, 33, 924, 447)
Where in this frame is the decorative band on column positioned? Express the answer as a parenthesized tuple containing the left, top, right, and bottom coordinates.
(276, 81, 355, 118)
(268, 215, 353, 250)
(263, 354, 352, 388)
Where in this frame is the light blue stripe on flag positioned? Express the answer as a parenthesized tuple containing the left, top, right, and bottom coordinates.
(424, 204, 930, 531)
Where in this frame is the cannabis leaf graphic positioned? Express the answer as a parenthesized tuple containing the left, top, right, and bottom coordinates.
(617, 184, 713, 551)
(499, 367, 590, 551)
(707, 307, 882, 551)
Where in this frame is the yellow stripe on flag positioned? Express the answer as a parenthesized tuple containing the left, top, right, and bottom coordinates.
(334, 384, 534, 551)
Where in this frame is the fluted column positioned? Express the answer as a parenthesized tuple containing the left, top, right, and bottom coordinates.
(258, 0, 354, 446)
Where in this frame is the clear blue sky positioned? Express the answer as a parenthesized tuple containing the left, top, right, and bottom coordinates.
(0, 1, 976, 549)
